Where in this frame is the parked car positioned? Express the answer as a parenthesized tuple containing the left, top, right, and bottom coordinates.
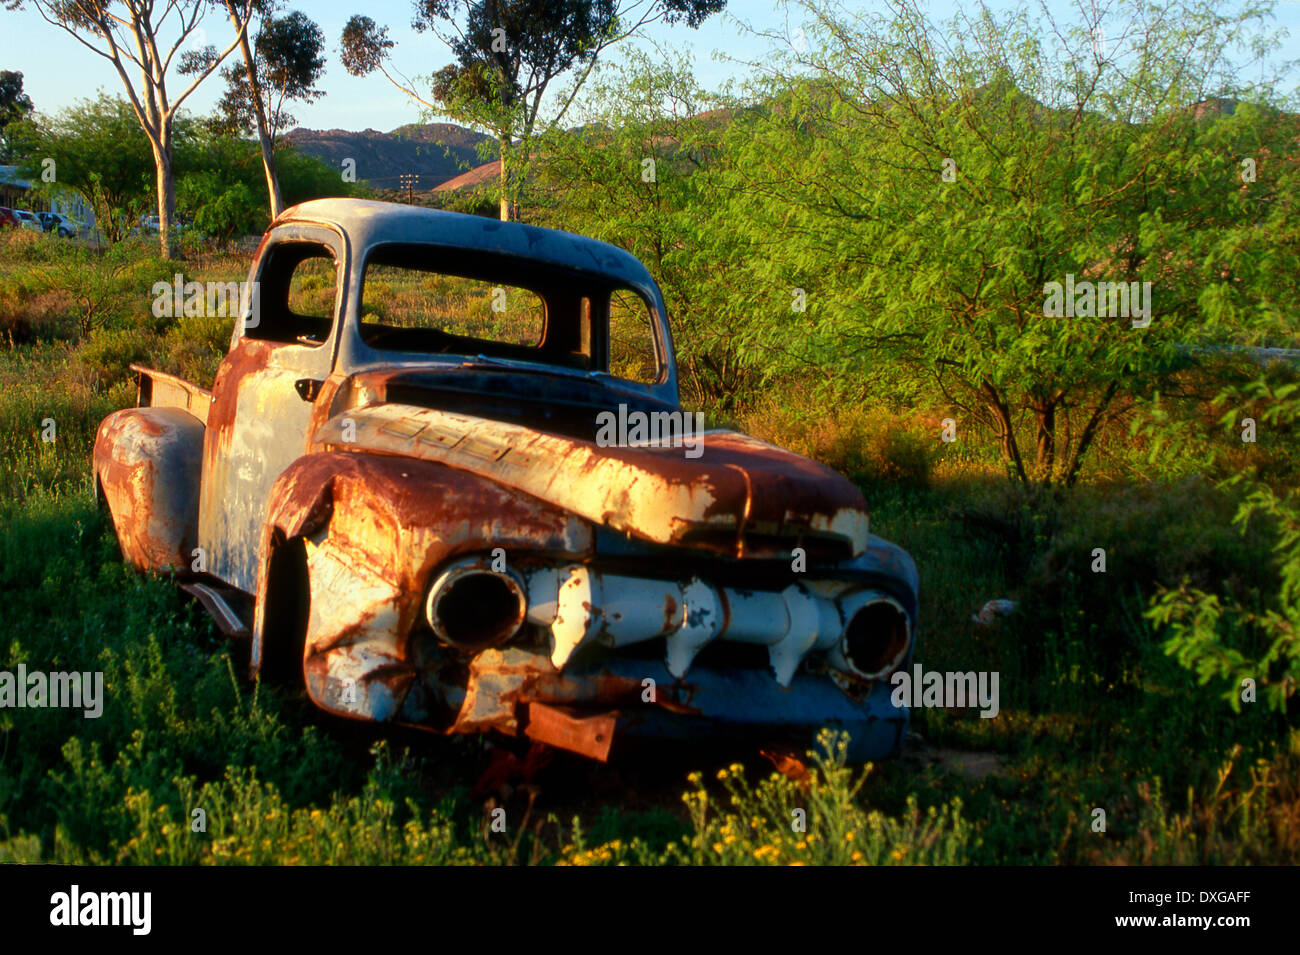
(38, 211, 83, 238)
(136, 214, 188, 238)
(0, 207, 19, 230)
(12, 209, 43, 233)
(93, 199, 919, 762)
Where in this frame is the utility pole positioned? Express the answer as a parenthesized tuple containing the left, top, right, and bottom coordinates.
(399, 173, 419, 204)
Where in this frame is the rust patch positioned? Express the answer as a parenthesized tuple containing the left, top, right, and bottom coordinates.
(256, 452, 592, 697)
(312, 405, 871, 559)
(306, 373, 354, 442)
(452, 647, 699, 740)
(94, 408, 202, 572)
(524, 703, 617, 762)
(267, 451, 590, 617)
(760, 745, 813, 792)
(205, 337, 277, 435)
(663, 593, 679, 632)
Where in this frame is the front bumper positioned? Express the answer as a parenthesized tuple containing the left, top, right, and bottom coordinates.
(295, 530, 919, 761)
(306, 642, 908, 762)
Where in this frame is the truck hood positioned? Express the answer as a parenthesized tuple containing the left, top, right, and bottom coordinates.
(311, 403, 870, 559)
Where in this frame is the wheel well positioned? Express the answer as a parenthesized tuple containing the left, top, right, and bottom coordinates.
(258, 535, 310, 685)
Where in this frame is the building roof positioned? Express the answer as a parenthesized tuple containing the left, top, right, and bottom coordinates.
(0, 165, 33, 189)
(433, 159, 500, 192)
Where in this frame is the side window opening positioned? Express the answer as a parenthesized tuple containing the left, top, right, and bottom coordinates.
(607, 287, 661, 384)
(247, 241, 339, 346)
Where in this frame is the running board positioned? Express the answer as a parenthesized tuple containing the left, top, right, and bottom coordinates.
(180, 581, 252, 638)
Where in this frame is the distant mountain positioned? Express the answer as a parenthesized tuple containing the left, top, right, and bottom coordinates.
(282, 123, 492, 190)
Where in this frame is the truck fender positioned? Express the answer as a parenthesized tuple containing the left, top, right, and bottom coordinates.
(93, 407, 204, 573)
(250, 451, 592, 720)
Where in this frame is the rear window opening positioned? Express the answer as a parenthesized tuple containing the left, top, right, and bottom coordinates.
(361, 265, 546, 351)
(356, 243, 663, 383)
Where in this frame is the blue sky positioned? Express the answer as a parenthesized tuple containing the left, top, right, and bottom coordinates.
(2, 1, 1296, 133)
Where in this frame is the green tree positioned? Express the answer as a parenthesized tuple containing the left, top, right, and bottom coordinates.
(710, 0, 1291, 484)
(0, 69, 34, 161)
(13, 95, 183, 244)
(203, 3, 326, 218)
(1147, 130, 1300, 711)
(8, 0, 252, 255)
(14, 94, 351, 247)
(173, 130, 361, 245)
(531, 52, 757, 407)
(175, 135, 264, 247)
(340, 0, 726, 221)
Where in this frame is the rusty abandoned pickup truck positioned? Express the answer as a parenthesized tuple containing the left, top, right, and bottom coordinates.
(93, 198, 918, 761)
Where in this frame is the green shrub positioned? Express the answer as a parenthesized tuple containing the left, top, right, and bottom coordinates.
(1149, 379, 1300, 714)
(75, 326, 156, 388)
(157, 311, 234, 387)
(0, 227, 66, 264)
(2, 240, 176, 341)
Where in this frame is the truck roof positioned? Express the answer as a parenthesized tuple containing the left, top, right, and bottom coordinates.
(276, 199, 658, 291)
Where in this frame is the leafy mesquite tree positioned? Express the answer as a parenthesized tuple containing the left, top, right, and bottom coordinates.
(1148, 132, 1300, 707)
(340, 0, 725, 220)
(716, 0, 1289, 484)
(6, 0, 251, 255)
(531, 52, 759, 407)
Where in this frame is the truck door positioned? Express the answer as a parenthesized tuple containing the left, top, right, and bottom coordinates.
(198, 225, 347, 592)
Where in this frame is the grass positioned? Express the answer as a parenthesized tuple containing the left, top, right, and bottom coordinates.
(360, 264, 545, 347)
(1, 231, 1297, 865)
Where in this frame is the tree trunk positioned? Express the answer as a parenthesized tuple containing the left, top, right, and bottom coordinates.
(232, 8, 283, 218)
(498, 134, 513, 221)
(257, 129, 284, 220)
(981, 380, 1027, 482)
(1063, 381, 1120, 487)
(1034, 402, 1056, 482)
(150, 136, 177, 258)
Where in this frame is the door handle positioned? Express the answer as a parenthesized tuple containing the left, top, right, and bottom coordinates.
(294, 378, 324, 402)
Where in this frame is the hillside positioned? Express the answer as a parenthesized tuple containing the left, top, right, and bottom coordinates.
(282, 122, 491, 190)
